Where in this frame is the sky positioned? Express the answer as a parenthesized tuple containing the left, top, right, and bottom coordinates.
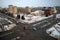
(0, 0, 60, 8)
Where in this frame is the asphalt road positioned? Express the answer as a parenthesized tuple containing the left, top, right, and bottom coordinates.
(0, 19, 59, 40)
(0, 13, 59, 40)
(16, 19, 58, 40)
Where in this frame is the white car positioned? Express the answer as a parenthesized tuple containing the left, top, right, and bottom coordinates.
(46, 22, 60, 39)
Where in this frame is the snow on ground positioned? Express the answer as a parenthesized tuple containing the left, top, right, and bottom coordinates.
(46, 22, 60, 39)
(20, 14, 53, 24)
(56, 14, 60, 18)
(54, 22, 60, 32)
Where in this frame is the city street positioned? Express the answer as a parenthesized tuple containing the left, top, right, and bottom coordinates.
(0, 0, 60, 40)
(0, 13, 59, 40)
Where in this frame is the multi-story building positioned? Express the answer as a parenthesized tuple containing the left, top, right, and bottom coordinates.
(25, 7, 31, 14)
(18, 7, 31, 14)
(0, 7, 2, 12)
(13, 6, 18, 14)
(8, 5, 13, 14)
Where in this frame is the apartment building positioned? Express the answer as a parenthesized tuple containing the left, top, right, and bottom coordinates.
(13, 6, 18, 14)
(0, 7, 2, 12)
(9, 5, 13, 14)
(18, 7, 31, 14)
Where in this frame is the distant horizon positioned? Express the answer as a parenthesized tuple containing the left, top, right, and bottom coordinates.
(0, 0, 60, 8)
(0, 5, 60, 8)
(0, 4, 60, 8)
